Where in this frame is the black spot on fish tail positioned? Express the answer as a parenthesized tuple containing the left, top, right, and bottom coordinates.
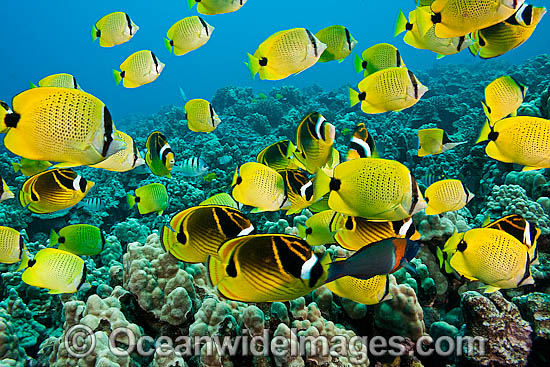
(361, 61, 368, 70)
(457, 240, 467, 252)
(5, 113, 20, 128)
(306, 227, 313, 235)
(59, 237, 66, 244)
(405, 23, 413, 31)
(259, 57, 268, 66)
(432, 13, 442, 24)
(28, 259, 36, 267)
(96, 29, 101, 38)
(135, 196, 141, 203)
(236, 177, 242, 185)
(170, 39, 174, 46)
(488, 131, 499, 141)
(329, 178, 341, 191)
(358, 92, 366, 101)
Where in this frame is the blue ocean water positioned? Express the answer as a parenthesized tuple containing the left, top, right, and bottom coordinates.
(0, 1, 548, 118)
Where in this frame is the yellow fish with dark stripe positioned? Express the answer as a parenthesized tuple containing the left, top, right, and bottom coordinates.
(185, 99, 221, 133)
(208, 234, 330, 302)
(0, 226, 30, 270)
(354, 43, 405, 76)
(482, 76, 527, 123)
(293, 112, 336, 174)
(349, 67, 428, 114)
(280, 170, 316, 215)
(425, 179, 474, 215)
(91, 131, 145, 172)
(19, 169, 94, 214)
(331, 216, 420, 251)
(1, 88, 126, 166)
(417, 128, 466, 157)
(188, 0, 247, 15)
(346, 123, 378, 160)
(256, 140, 297, 171)
(315, 25, 358, 63)
(161, 205, 254, 263)
(325, 267, 392, 305)
(50, 224, 105, 256)
(470, 4, 546, 59)
(30, 73, 82, 90)
(145, 131, 175, 178)
(127, 183, 168, 215)
(92, 12, 138, 48)
(22, 248, 87, 294)
(297, 210, 337, 246)
(1, 176, 14, 203)
(165, 16, 214, 56)
(113, 50, 165, 88)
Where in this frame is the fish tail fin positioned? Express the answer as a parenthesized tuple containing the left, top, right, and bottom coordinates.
(436, 54, 445, 59)
(415, 7, 434, 37)
(164, 38, 173, 54)
(394, 10, 408, 36)
(349, 87, 360, 107)
(91, 25, 98, 42)
(247, 53, 260, 79)
(127, 194, 136, 209)
(475, 118, 492, 143)
(187, 0, 197, 9)
(29, 82, 38, 88)
(16, 250, 30, 272)
(11, 162, 20, 173)
(469, 36, 481, 57)
(313, 169, 332, 202)
(50, 229, 59, 246)
(297, 224, 307, 239)
(113, 70, 123, 86)
(353, 53, 364, 73)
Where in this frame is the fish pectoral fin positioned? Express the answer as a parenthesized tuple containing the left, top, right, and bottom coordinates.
(479, 285, 500, 294)
(48, 289, 64, 294)
(250, 207, 267, 214)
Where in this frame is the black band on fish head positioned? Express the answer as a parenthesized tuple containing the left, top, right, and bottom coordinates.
(488, 131, 499, 141)
(78, 177, 88, 193)
(198, 16, 209, 36)
(345, 216, 354, 230)
(4, 112, 20, 128)
(226, 255, 237, 277)
(0, 101, 9, 111)
(101, 106, 114, 157)
(457, 240, 467, 252)
(259, 57, 268, 66)
(522, 5, 533, 25)
(345, 28, 352, 51)
(305, 29, 318, 57)
(125, 13, 133, 34)
(100, 231, 106, 250)
(409, 175, 420, 215)
(77, 263, 87, 290)
(407, 70, 419, 99)
(396, 49, 402, 67)
(457, 36, 465, 52)
(528, 221, 538, 243)
(176, 232, 187, 245)
(19, 235, 24, 258)
(308, 255, 325, 288)
(431, 13, 441, 24)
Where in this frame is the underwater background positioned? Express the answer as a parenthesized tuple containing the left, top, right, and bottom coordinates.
(1, 1, 550, 367)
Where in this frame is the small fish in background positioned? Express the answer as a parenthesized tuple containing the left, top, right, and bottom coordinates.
(354, 43, 406, 76)
(0, 226, 30, 270)
(113, 50, 165, 88)
(217, 155, 232, 165)
(22, 248, 87, 294)
(0, 87, 126, 166)
(346, 123, 378, 160)
(184, 99, 221, 133)
(173, 157, 209, 177)
(293, 112, 336, 174)
(424, 179, 474, 215)
(92, 12, 139, 48)
(50, 224, 105, 256)
(482, 75, 527, 123)
(325, 267, 392, 305)
(477, 116, 550, 170)
(470, 4, 546, 59)
(394, 9, 473, 58)
(12, 158, 52, 177)
(91, 131, 145, 172)
(417, 128, 466, 157)
(19, 169, 95, 214)
(204, 172, 217, 182)
(200, 192, 241, 209)
(30, 73, 82, 90)
(1, 176, 14, 203)
(179, 86, 187, 102)
(145, 131, 175, 178)
(127, 183, 169, 215)
(297, 210, 338, 246)
(246, 28, 327, 80)
(165, 16, 214, 56)
(76, 197, 104, 212)
(415, 0, 525, 39)
(349, 67, 428, 114)
(0, 100, 11, 133)
(208, 234, 330, 302)
(187, 0, 247, 15)
(256, 140, 297, 171)
(315, 25, 358, 63)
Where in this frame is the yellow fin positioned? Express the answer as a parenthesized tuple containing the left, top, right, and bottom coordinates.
(480, 285, 500, 294)
(476, 119, 492, 144)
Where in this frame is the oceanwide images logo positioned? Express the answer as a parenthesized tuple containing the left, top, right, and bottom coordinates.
(65, 324, 486, 362)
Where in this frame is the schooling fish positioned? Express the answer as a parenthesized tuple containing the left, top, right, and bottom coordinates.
(315, 158, 426, 221)
(325, 268, 392, 305)
(0, 87, 126, 166)
(92, 12, 139, 48)
(161, 205, 254, 263)
(326, 238, 422, 283)
(91, 131, 145, 172)
(354, 43, 405, 76)
(349, 67, 428, 114)
(187, 0, 247, 15)
(165, 16, 214, 56)
(22, 248, 87, 294)
(30, 73, 82, 90)
(76, 197, 104, 212)
(19, 169, 94, 214)
(416, 0, 525, 38)
(50, 224, 105, 256)
(113, 50, 165, 88)
(425, 179, 474, 215)
(417, 128, 466, 157)
(1, 176, 14, 203)
(0, 226, 30, 270)
(246, 28, 327, 80)
(257, 140, 297, 171)
(482, 76, 527, 124)
(127, 183, 169, 216)
(12, 158, 52, 177)
(185, 99, 221, 133)
(208, 234, 330, 302)
(279, 169, 316, 215)
(293, 112, 336, 174)
(470, 4, 546, 59)
(173, 157, 209, 176)
(200, 193, 241, 209)
(477, 116, 550, 170)
(346, 123, 378, 160)
(315, 25, 358, 63)
(145, 131, 175, 178)
(297, 210, 338, 246)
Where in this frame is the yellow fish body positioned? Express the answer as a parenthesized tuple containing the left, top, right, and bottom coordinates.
(188, 0, 247, 15)
(297, 210, 337, 246)
(208, 234, 330, 302)
(91, 131, 145, 172)
(293, 112, 336, 174)
(256, 140, 297, 171)
(279, 170, 316, 215)
(185, 99, 221, 133)
(349, 67, 428, 114)
(346, 123, 378, 160)
(1, 177, 14, 203)
(470, 4, 546, 59)
(200, 193, 241, 209)
(325, 270, 392, 305)
(31, 73, 82, 90)
(165, 16, 214, 56)
(425, 179, 474, 215)
(22, 248, 86, 294)
(12, 158, 52, 177)
(315, 25, 358, 63)
(2, 88, 126, 166)
(51, 224, 104, 257)
(354, 43, 405, 76)
(317, 158, 426, 221)
(483, 75, 527, 123)
(19, 169, 94, 214)
(231, 162, 288, 213)
(417, 128, 466, 156)
(247, 28, 327, 80)
(0, 226, 29, 270)
(114, 50, 165, 88)
(92, 12, 138, 48)
(161, 205, 254, 263)
(145, 131, 175, 178)
(127, 183, 169, 215)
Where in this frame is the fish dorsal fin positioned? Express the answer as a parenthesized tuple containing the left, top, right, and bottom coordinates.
(483, 214, 539, 245)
